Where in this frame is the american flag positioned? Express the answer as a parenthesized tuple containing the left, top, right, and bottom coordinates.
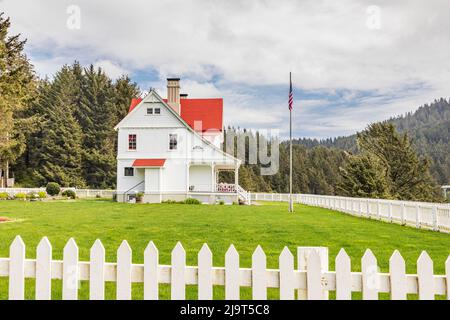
(289, 72, 293, 111)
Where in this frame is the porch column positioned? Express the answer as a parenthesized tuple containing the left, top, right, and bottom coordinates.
(211, 163, 215, 192)
(234, 164, 239, 192)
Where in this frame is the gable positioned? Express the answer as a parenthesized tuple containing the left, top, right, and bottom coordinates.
(115, 91, 185, 129)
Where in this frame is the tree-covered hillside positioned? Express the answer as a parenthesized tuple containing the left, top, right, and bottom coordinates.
(293, 98, 450, 185)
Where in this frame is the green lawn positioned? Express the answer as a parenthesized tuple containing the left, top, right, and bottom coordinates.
(0, 199, 449, 300)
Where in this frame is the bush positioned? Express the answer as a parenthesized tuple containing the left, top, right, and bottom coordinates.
(26, 192, 38, 200)
(136, 192, 144, 203)
(218, 200, 225, 205)
(46, 182, 61, 196)
(15, 193, 26, 200)
(0, 192, 9, 200)
(61, 189, 76, 199)
(184, 198, 201, 205)
(38, 191, 47, 199)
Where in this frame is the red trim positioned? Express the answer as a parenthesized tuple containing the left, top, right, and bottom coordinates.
(132, 159, 166, 167)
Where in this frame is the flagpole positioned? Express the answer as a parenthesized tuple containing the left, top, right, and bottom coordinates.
(289, 72, 294, 213)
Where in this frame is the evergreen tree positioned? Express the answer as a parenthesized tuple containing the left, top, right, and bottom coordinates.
(337, 154, 391, 198)
(78, 65, 118, 188)
(0, 13, 36, 187)
(15, 67, 85, 187)
(357, 123, 441, 201)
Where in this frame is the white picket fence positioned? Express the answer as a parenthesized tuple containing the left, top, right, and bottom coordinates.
(0, 236, 449, 300)
(0, 188, 114, 198)
(252, 193, 450, 233)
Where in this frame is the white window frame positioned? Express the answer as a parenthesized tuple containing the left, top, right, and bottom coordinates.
(124, 167, 134, 177)
(169, 133, 178, 151)
(128, 134, 137, 151)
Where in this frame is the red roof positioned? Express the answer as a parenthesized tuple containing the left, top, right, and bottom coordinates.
(132, 159, 166, 167)
(128, 97, 143, 112)
(128, 97, 223, 132)
(179, 99, 223, 132)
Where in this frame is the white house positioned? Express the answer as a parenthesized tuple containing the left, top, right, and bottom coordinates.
(115, 78, 248, 204)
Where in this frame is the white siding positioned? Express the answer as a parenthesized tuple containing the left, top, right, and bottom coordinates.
(116, 160, 145, 193)
(189, 165, 212, 192)
(144, 168, 160, 193)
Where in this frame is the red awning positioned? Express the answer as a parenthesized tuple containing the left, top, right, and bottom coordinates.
(132, 159, 166, 167)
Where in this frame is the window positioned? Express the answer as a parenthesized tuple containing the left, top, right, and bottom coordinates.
(169, 134, 178, 150)
(124, 167, 134, 176)
(146, 107, 160, 115)
(128, 134, 137, 150)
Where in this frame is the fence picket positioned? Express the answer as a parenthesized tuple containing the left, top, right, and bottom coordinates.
(198, 243, 213, 300)
(252, 246, 266, 299)
(117, 240, 132, 300)
(36, 237, 52, 300)
(144, 241, 159, 300)
(445, 255, 450, 300)
(389, 250, 406, 300)
(279, 247, 294, 300)
(335, 248, 351, 300)
(9, 236, 25, 300)
(63, 238, 79, 300)
(225, 244, 240, 300)
(89, 239, 105, 300)
(306, 250, 323, 300)
(362, 249, 378, 300)
(417, 251, 434, 300)
(171, 242, 186, 300)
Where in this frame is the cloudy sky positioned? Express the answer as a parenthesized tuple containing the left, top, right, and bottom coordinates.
(2, 0, 450, 138)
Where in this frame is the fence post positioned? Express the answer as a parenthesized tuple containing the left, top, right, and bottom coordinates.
(297, 247, 329, 300)
(415, 205, 421, 228)
(358, 199, 363, 217)
(432, 207, 438, 231)
(367, 199, 370, 218)
(401, 203, 406, 225)
(376, 200, 381, 220)
(388, 202, 393, 222)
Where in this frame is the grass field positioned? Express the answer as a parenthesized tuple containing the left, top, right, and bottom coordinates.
(0, 199, 449, 300)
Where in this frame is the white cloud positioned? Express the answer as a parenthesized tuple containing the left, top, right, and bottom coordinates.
(93, 60, 128, 79)
(2, 0, 450, 138)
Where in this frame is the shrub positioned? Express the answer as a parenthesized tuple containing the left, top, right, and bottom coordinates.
(38, 191, 47, 199)
(61, 189, 76, 199)
(136, 192, 144, 203)
(15, 193, 26, 200)
(46, 182, 61, 196)
(0, 192, 9, 200)
(218, 200, 225, 205)
(26, 192, 38, 200)
(184, 198, 201, 205)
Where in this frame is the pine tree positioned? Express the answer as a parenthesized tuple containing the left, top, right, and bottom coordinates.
(337, 154, 391, 198)
(19, 66, 85, 187)
(0, 13, 36, 187)
(78, 65, 117, 188)
(357, 122, 441, 201)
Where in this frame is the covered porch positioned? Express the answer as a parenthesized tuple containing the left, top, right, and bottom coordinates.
(187, 160, 244, 204)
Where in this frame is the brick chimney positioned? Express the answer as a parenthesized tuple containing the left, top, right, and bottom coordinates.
(167, 78, 181, 114)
